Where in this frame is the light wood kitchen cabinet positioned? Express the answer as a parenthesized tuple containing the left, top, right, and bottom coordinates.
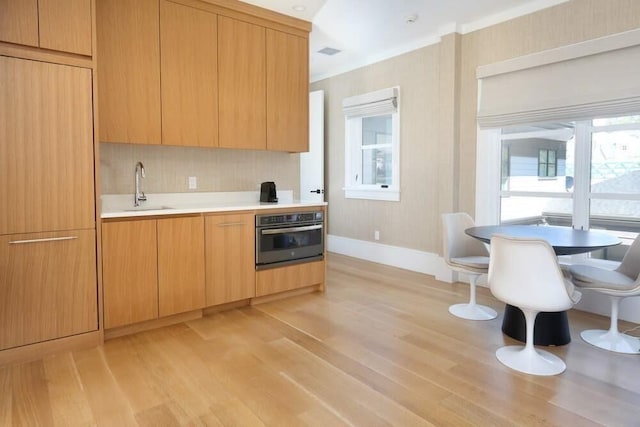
(95, 0, 309, 151)
(96, 0, 161, 145)
(218, 15, 266, 150)
(160, 0, 218, 147)
(256, 260, 324, 297)
(0, 0, 39, 47)
(266, 29, 309, 152)
(39, 0, 92, 56)
(157, 216, 206, 316)
(0, 55, 95, 235)
(0, 0, 92, 55)
(205, 213, 256, 305)
(103, 216, 206, 328)
(102, 220, 159, 329)
(0, 230, 98, 351)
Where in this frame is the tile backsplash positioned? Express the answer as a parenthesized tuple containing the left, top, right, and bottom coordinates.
(100, 143, 300, 197)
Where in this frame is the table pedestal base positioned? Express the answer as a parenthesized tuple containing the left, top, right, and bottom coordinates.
(501, 304, 571, 346)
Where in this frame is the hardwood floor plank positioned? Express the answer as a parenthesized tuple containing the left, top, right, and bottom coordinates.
(10, 361, 55, 426)
(207, 398, 267, 426)
(0, 366, 12, 425)
(128, 326, 234, 421)
(135, 402, 182, 427)
(100, 335, 171, 415)
(43, 353, 95, 426)
(73, 346, 138, 425)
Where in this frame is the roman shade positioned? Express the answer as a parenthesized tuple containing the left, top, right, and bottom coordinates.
(343, 87, 398, 118)
(477, 28, 640, 129)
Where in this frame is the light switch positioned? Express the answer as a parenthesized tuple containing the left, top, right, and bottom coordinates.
(188, 176, 197, 189)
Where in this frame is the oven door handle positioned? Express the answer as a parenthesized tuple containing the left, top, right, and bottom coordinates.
(260, 224, 323, 235)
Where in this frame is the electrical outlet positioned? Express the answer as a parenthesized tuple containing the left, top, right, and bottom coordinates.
(374, 230, 380, 241)
(188, 176, 197, 190)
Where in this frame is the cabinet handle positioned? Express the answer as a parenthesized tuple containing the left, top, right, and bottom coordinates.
(8, 236, 78, 245)
(216, 222, 245, 227)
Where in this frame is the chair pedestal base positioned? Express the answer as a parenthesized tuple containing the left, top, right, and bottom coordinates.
(496, 345, 566, 376)
(449, 303, 497, 321)
(502, 305, 571, 346)
(581, 329, 640, 354)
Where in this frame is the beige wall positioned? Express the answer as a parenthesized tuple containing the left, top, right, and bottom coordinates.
(313, 0, 640, 256)
(311, 45, 447, 253)
(100, 143, 300, 196)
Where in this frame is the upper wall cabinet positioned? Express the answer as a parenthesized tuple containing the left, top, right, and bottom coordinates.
(95, 0, 310, 151)
(266, 29, 309, 152)
(0, 0, 92, 56)
(96, 0, 162, 145)
(0, 0, 38, 47)
(218, 15, 267, 151)
(39, 0, 92, 55)
(160, 1, 218, 147)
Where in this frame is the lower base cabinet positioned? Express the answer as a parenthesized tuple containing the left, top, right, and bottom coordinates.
(102, 219, 158, 329)
(0, 229, 98, 350)
(205, 213, 255, 305)
(256, 260, 325, 297)
(158, 216, 205, 316)
(102, 216, 205, 329)
(101, 210, 325, 331)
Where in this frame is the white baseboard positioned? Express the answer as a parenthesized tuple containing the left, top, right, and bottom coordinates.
(326, 234, 639, 324)
(327, 234, 453, 281)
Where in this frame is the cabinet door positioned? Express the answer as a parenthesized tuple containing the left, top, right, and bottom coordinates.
(0, 230, 97, 350)
(0, 0, 38, 47)
(218, 16, 266, 150)
(0, 56, 95, 235)
(39, 0, 92, 55)
(266, 29, 309, 152)
(102, 220, 158, 329)
(205, 213, 255, 305)
(157, 216, 205, 317)
(96, 0, 161, 144)
(160, 1, 218, 147)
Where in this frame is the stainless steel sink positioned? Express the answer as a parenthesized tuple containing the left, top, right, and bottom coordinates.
(123, 205, 174, 212)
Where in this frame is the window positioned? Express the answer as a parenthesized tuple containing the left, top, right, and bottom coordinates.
(475, 30, 640, 263)
(538, 149, 557, 177)
(489, 114, 640, 262)
(343, 87, 400, 201)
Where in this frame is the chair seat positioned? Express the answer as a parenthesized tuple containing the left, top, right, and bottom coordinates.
(569, 265, 636, 295)
(449, 255, 489, 272)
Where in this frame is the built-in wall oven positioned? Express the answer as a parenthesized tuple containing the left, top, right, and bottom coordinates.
(255, 211, 324, 269)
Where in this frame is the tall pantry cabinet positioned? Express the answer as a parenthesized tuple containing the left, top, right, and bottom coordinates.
(0, 0, 99, 360)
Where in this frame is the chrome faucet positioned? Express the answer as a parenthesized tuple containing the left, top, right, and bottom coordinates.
(134, 161, 147, 206)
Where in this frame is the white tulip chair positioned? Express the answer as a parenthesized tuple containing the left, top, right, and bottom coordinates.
(442, 213, 497, 320)
(569, 235, 640, 354)
(488, 235, 582, 376)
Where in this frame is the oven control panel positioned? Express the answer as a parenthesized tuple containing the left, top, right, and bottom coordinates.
(256, 211, 323, 227)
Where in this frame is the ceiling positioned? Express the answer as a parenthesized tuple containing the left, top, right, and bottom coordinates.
(241, 0, 570, 82)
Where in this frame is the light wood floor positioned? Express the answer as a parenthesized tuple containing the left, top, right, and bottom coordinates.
(2, 253, 639, 426)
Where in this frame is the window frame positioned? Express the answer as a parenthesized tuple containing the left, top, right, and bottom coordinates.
(476, 115, 640, 263)
(343, 87, 400, 201)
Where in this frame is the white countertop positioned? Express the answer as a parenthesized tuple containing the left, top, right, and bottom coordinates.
(101, 191, 327, 219)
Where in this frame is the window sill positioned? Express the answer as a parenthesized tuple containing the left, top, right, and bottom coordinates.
(343, 187, 400, 201)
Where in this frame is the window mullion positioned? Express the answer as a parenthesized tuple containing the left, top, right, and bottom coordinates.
(573, 121, 591, 230)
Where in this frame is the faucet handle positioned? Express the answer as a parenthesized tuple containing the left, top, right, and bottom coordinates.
(139, 192, 147, 202)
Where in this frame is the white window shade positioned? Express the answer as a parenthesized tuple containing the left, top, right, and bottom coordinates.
(477, 29, 640, 129)
(343, 87, 398, 118)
